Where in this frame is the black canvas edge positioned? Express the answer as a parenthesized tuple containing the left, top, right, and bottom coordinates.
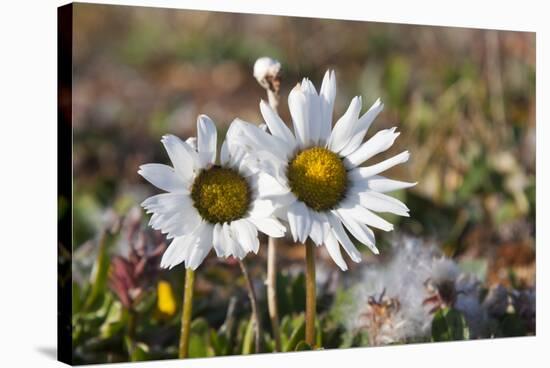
(58, 3, 73, 366)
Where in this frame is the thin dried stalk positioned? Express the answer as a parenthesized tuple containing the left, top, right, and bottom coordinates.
(239, 260, 263, 353)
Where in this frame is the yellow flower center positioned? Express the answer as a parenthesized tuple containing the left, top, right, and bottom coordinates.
(191, 166, 250, 223)
(287, 147, 348, 211)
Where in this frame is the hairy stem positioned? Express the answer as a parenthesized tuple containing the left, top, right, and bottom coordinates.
(239, 259, 263, 353)
(178, 268, 195, 359)
(305, 241, 316, 346)
(265, 76, 283, 352)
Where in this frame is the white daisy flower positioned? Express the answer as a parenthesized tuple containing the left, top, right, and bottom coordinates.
(230, 70, 416, 270)
(138, 115, 286, 270)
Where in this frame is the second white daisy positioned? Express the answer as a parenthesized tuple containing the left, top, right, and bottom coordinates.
(231, 70, 416, 270)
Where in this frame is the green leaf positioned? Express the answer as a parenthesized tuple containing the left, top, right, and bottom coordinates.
(315, 318, 322, 347)
(241, 317, 255, 355)
(290, 273, 306, 313)
(276, 272, 292, 317)
(84, 230, 119, 310)
(99, 300, 127, 338)
(187, 318, 211, 358)
(295, 341, 312, 351)
(209, 328, 230, 356)
(284, 315, 305, 352)
(72, 282, 82, 314)
(234, 319, 249, 355)
(130, 342, 150, 361)
(339, 330, 370, 348)
(432, 308, 469, 341)
(500, 313, 526, 337)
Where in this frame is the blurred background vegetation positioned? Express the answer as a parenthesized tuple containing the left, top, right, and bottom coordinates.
(63, 3, 535, 364)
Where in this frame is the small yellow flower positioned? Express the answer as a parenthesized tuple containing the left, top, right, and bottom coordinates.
(157, 280, 176, 317)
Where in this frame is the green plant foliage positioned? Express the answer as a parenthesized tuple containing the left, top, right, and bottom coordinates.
(284, 315, 306, 352)
(432, 308, 470, 342)
(295, 341, 313, 351)
(241, 318, 255, 355)
(84, 231, 119, 310)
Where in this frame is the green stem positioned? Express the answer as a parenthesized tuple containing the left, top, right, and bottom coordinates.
(305, 241, 316, 347)
(179, 268, 195, 359)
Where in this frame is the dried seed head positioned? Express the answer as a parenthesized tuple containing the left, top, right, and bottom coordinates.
(253, 57, 281, 93)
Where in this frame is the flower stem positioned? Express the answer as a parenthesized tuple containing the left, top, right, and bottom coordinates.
(265, 69, 283, 352)
(266, 237, 282, 351)
(179, 268, 195, 359)
(305, 241, 316, 347)
(239, 259, 263, 353)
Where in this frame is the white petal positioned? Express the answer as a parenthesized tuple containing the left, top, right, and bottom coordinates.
(287, 201, 312, 243)
(328, 96, 362, 153)
(339, 98, 384, 156)
(260, 100, 297, 150)
(231, 118, 290, 160)
(223, 222, 246, 259)
(161, 235, 195, 269)
(351, 174, 416, 193)
(141, 192, 190, 214)
(344, 128, 400, 167)
(197, 115, 217, 166)
(153, 211, 201, 239)
(247, 217, 286, 238)
(218, 140, 229, 165)
(269, 192, 298, 210)
(142, 193, 201, 238)
(326, 213, 362, 262)
(288, 84, 310, 148)
(161, 222, 206, 269)
(308, 211, 325, 246)
(248, 199, 276, 218)
(338, 201, 394, 232)
(319, 70, 336, 144)
(334, 209, 379, 254)
(301, 78, 322, 145)
(354, 191, 410, 217)
(246, 150, 288, 183)
(185, 137, 197, 151)
(347, 150, 410, 173)
(138, 163, 188, 192)
(161, 135, 200, 182)
(232, 219, 259, 254)
(254, 172, 291, 200)
(324, 230, 348, 271)
(212, 223, 225, 257)
(186, 223, 213, 270)
(227, 145, 247, 170)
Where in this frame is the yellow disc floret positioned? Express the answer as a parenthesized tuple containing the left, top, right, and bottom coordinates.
(191, 166, 250, 224)
(287, 147, 348, 211)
